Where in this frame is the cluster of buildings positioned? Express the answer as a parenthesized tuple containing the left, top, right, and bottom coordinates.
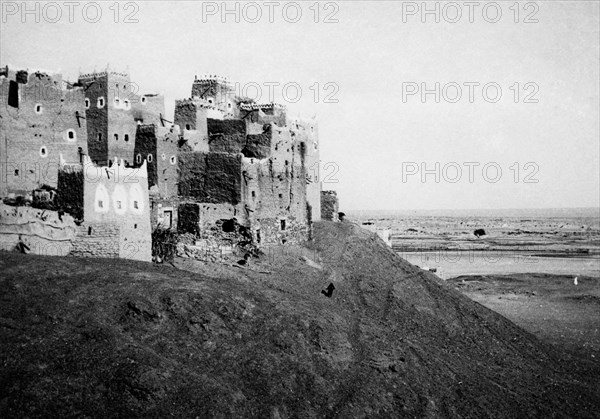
(0, 65, 339, 261)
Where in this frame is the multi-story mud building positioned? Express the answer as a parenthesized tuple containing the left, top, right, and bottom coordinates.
(0, 67, 325, 260)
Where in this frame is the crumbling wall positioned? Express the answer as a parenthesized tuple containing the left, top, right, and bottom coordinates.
(0, 203, 76, 256)
(321, 190, 339, 221)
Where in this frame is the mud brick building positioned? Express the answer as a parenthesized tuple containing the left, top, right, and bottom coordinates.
(1, 67, 330, 260)
(78, 69, 165, 166)
(0, 66, 88, 197)
(176, 76, 321, 246)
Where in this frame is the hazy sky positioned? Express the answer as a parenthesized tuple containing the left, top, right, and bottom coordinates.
(1, 0, 599, 210)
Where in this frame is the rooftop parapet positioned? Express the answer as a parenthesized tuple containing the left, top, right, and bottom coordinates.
(239, 102, 286, 111)
(79, 70, 129, 80)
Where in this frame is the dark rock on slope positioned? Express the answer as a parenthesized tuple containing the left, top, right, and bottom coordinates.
(0, 221, 598, 417)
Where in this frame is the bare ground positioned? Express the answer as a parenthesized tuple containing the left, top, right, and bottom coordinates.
(0, 221, 599, 417)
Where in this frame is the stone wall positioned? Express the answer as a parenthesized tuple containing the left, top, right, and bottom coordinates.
(70, 223, 120, 258)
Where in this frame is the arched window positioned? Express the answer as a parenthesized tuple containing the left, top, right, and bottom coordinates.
(35, 104, 43, 114)
(136, 154, 142, 164)
(170, 156, 176, 165)
(67, 130, 76, 141)
(97, 97, 105, 108)
(124, 134, 129, 142)
(84, 98, 90, 109)
(39, 146, 48, 158)
(147, 154, 153, 163)
(114, 134, 119, 141)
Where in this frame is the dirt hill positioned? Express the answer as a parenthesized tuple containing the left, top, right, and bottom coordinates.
(0, 221, 598, 417)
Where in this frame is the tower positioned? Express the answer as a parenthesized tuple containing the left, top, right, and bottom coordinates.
(78, 68, 165, 166)
(191, 74, 236, 115)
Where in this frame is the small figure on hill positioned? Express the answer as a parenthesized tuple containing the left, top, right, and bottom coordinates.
(16, 235, 30, 254)
(321, 283, 335, 298)
(474, 229, 486, 238)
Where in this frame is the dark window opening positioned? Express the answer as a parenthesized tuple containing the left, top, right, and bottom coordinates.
(68, 131, 75, 139)
(114, 134, 119, 141)
(222, 219, 236, 233)
(278, 193, 283, 199)
(35, 104, 42, 113)
(14, 169, 19, 176)
(98, 133, 102, 141)
(251, 191, 256, 198)
(134, 224, 138, 229)
(124, 134, 129, 142)
(8, 80, 19, 108)
(256, 229, 261, 244)
(280, 219, 286, 230)
(186, 124, 191, 130)
(133, 201, 139, 209)
(88, 227, 93, 235)
(98, 201, 103, 208)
